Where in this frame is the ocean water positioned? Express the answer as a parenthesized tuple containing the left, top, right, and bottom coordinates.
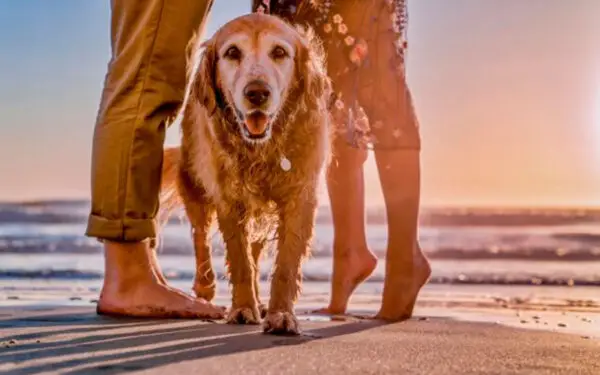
(1, 201, 600, 288)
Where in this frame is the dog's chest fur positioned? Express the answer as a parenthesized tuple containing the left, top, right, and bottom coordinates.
(183, 103, 327, 219)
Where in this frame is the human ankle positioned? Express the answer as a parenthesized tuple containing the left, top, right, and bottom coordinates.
(103, 240, 157, 289)
(332, 239, 369, 255)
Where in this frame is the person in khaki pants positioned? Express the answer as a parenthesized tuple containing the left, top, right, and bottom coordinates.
(86, 0, 225, 318)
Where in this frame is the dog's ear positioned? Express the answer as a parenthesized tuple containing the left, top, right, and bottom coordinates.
(295, 26, 331, 102)
(190, 38, 218, 115)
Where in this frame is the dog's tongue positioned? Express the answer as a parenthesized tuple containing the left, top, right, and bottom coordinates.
(244, 112, 269, 135)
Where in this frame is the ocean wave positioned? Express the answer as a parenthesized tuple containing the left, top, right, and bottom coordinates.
(2, 200, 600, 227)
(1, 238, 599, 261)
(1, 268, 598, 286)
(552, 233, 600, 244)
(2, 200, 600, 263)
(425, 247, 600, 261)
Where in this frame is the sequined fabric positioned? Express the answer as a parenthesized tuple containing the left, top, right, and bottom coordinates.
(252, 0, 300, 18)
(253, 0, 420, 151)
(252, 0, 270, 13)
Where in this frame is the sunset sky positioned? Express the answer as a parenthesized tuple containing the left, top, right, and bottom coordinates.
(0, 0, 599, 207)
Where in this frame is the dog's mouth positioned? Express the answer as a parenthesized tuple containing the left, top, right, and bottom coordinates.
(238, 110, 272, 140)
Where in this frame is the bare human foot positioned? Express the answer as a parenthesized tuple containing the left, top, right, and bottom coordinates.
(314, 245, 377, 315)
(375, 247, 431, 322)
(96, 240, 226, 319)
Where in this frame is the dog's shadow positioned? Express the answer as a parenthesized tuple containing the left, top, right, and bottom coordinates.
(0, 310, 385, 374)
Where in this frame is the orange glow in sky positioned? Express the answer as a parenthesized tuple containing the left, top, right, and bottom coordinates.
(0, 0, 599, 208)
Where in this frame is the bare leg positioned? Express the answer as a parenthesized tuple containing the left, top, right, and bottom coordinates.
(316, 137, 377, 315)
(97, 241, 225, 319)
(349, 0, 430, 321)
(373, 149, 430, 321)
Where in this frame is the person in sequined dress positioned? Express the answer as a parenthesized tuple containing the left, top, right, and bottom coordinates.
(253, 0, 431, 321)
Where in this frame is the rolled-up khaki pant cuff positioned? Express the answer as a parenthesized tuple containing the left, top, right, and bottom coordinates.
(86, 214, 157, 243)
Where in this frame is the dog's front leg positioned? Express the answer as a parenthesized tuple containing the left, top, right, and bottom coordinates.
(217, 204, 261, 324)
(263, 195, 317, 335)
(178, 174, 216, 301)
(251, 240, 268, 318)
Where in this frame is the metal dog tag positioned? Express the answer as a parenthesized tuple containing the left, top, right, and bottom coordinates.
(280, 157, 292, 172)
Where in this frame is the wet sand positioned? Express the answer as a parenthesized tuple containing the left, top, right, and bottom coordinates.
(0, 301, 598, 375)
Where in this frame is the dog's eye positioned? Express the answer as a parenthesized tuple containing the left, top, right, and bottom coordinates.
(224, 45, 242, 60)
(271, 46, 288, 60)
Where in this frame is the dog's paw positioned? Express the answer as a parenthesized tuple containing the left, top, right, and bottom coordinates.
(227, 306, 261, 325)
(193, 281, 216, 302)
(259, 303, 268, 319)
(263, 311, 300, 335)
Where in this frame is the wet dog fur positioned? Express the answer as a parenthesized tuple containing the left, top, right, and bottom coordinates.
(160, 13, 331, 334)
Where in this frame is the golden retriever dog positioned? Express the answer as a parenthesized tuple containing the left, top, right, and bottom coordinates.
(160, 13, 331, 335)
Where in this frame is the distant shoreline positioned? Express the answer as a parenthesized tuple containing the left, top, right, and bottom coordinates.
(1, 198, 600, 212)
(1, 199, 600, 227)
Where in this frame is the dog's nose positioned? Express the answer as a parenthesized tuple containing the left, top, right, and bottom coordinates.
(244, 81, 271, 107)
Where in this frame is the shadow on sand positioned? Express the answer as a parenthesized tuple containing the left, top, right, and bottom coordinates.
(0, 309, 384, 374)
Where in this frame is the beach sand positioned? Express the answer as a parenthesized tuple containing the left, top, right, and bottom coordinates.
(1, 286, 599, 375)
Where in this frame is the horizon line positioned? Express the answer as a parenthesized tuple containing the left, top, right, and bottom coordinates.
(1, 197, 599, 212)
